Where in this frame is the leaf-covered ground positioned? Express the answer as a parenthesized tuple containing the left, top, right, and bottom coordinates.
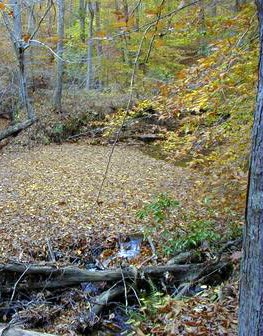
(0, 143, 203, 261)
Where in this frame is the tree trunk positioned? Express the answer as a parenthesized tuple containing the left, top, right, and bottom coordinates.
(2, 0, 36, 135)
(238, 1, 263, 335)
(210, 0, 217, 16)
(0, 119, 35, 142)
(79, 0, 87, 42)
(198, 0, 206, 56)
(144, 0, 166, 64)
(86, 0, 94, 90)
(53, 0, 65, 112)
(134, 0, 141, 30)
(235, 0, 247, 11)
(0, 325, 55, 336)
(10, 0, 34, 120)
(95, 0, 103, 89)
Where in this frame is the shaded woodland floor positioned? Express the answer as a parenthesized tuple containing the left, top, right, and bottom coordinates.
(0, 143, 202, 261)
(0, 143, 241, 335)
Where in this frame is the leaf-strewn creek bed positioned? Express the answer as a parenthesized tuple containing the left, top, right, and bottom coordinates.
(0, 144, 240, 335)
(0, 144, 202, 259)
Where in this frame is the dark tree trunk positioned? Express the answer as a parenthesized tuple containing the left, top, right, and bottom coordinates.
(238, 1, 263, 335)
(79, 0, 87, 42)
(235, 0, 247, 11)
(53, 0, 65, 112)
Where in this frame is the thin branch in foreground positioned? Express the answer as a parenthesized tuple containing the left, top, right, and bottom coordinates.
(95, 0, 199, 204)
(9, 265, 31, 306)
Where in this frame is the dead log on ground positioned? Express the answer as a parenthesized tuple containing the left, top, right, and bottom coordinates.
(84, 286, 125, 327)
(0, 260, 230, 292)
(0, 324, 55, 336)
(0, 118, 36, 142)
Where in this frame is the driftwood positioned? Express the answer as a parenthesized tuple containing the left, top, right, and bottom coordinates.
(0, 324, 54, 336)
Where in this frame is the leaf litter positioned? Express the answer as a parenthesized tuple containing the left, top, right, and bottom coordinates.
(0, 143, 201, 261)
(0, 143, 239, 335)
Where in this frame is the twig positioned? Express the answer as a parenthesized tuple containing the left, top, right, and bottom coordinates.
(95, 24, 152, 204)
(29, 0, 54, 40)
(129, 285, 141, 306)
(9, 265, 30, 306)
(174, 282, 191, 299)
(95, 0, 199, 204)
(121, 267, 128, 313)
(147, 236, 157, 260)
(46, 238, 56, 262)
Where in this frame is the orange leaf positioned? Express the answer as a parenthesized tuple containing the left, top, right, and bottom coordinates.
(23, 34, 31, 42)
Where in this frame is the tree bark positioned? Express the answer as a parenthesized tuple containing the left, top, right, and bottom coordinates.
(235, 0, 247, 11)
(95, 0, 103, 89)
(53, 0, 65, 112)
(86, 1, 95, 90)
(0, 325, 54, 336)
(0, 0, 36, 141)
(79, 0, 87, 42)
(238, 1, 263, 335)
(10, 0, 35, 120)
(0, 119, 35, 142)
(144, 0, 166, 64)
(210, 0, 217, 16)
(0, 260, 229, 291)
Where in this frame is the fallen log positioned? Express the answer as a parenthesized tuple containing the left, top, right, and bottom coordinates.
(0, 260, 229, 291)
(0, 324, 55, 336)
(84, 286, 125, 327)
(0, 118, 36, 142)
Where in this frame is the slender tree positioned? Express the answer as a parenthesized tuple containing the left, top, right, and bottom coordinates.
(86, 0, 95, 90)
(145, 0, 166, 63)
(238, 1, 263, 335)
(0, 0, 36, 140)
(53, 0, 65, 112)
(79, 0, 87, 42)
(210, 0, 217, 16)
(235, 0, 247, 11)
(95, 0, 103, 89)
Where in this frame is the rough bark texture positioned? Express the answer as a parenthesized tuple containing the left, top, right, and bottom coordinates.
(0, 118, 36, 142)
(235, 0, 247, 11)
(0, 325, 54, 336)
(86, 1, 94, 90)
(53, 0, 65, 112)
(238, 1, 263, 335)
(86, 286, 125, 325)
(79, 0, 87, 42)
(10, 0, 35, 120)
(0, 260, 229, 291)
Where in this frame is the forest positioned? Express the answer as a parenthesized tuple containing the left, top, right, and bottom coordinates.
(0, 0, 261, 335)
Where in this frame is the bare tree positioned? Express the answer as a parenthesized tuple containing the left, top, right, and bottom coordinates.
(210, 0, 217, 16)
(79, 0, 87, 42)
(86, 0, 94, 90)
(235, 0, 247, 11)
(53, 0, 65, 112)
(95, 0, 102, 89)
(238, 1, 263, 335)
(145, 0, 166, 63)
(0, 0, 36, 141)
